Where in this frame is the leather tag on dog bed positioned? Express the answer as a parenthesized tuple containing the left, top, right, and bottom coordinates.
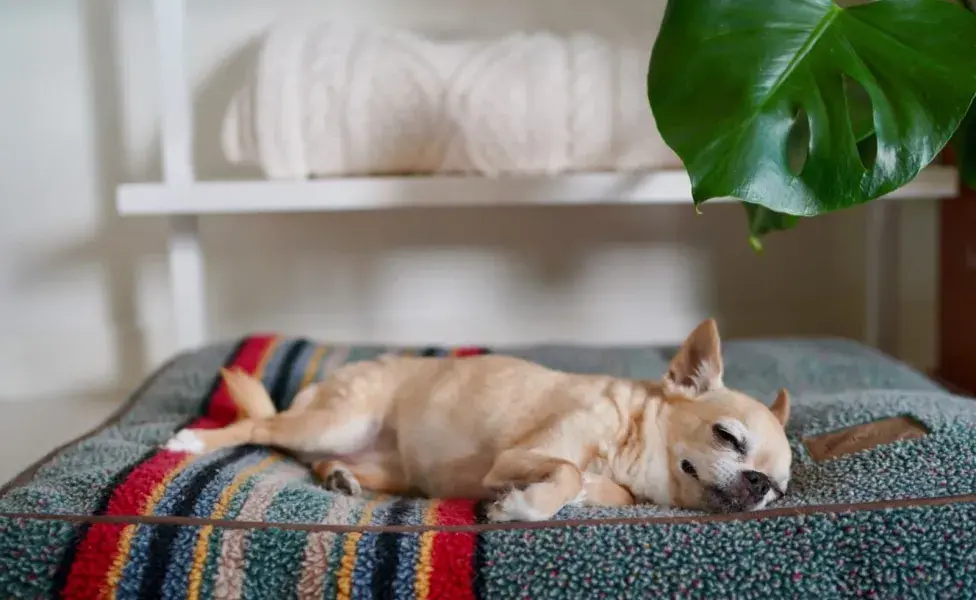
(803, 416, 929, 462)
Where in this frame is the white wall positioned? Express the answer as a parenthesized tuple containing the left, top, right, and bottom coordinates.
(0, 0, 939, 402)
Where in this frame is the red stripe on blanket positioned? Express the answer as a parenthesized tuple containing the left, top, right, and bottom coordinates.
(60, 335, 277, 600)
(428, 500, 479, 600)
(453, 347, 489, 358)
(59, 451, 189, 600)
(192, 334, 278, 429)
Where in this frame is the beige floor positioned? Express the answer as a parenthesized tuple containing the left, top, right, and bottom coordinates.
(0, 395, 121, 484)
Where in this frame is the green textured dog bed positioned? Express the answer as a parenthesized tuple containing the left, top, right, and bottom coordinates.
(1, 335, 974, 599)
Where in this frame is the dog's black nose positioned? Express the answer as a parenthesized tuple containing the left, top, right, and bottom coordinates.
(743, 470, 771, 498)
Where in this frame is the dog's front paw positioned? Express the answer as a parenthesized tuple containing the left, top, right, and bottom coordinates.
(322, 465, 362, 496)
(164, 429, 205, 454)
(486, 490, 555, 523)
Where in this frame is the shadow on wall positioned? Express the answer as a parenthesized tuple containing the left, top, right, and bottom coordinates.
(191, 37, 264, 181)
(9, 0, 153, 400)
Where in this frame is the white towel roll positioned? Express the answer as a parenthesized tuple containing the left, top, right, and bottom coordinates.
(221, 21, 682, 179)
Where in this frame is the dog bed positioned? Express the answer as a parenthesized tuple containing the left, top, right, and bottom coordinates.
(1, 335, 974, 599)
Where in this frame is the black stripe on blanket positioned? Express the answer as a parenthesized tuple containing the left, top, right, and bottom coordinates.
(270, 339, 312, 411)
(372, 498, 411, 599)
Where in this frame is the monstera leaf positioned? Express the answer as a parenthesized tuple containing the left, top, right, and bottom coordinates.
(961, 0, 976, 191)
(648, 0, 976, 243)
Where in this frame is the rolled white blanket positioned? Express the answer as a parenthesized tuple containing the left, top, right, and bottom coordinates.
(221, 21, 682, 179)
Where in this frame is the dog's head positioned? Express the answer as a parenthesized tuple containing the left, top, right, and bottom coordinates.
(661, 319, 792, 513)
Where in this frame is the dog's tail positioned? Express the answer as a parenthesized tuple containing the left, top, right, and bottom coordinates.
(220, 367, 278, 420)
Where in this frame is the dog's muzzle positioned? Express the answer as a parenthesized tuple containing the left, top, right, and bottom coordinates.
(707, 470, 773, 513)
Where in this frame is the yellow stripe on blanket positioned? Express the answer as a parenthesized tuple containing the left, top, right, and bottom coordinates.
(185, 454, 284, 600)
(414, 500, 443, 600)
(105, 455, 195, 600)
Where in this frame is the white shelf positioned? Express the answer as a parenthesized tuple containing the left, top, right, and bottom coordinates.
(116, 166, 959, 216)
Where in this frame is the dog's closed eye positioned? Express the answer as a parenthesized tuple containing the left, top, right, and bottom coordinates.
(712, 424, 746, 455)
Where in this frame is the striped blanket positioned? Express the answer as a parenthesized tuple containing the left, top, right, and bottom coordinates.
(1, 334, 975, 599)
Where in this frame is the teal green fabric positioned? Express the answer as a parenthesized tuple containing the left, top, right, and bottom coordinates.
(475, 502, 976, 597)
(2, 501, 973, 598)
(0, 336, 971, 599)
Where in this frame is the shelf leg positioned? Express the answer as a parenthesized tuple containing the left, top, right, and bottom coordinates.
(154, 0, 205, 350)
(168, 215, 207, 350)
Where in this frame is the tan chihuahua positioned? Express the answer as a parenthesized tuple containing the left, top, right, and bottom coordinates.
(165, 319, 792, 521)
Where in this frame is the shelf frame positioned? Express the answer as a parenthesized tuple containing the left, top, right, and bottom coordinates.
(132, 0, 959, 354)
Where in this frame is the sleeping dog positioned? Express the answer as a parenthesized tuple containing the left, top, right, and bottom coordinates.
(165, 319, 792, 521)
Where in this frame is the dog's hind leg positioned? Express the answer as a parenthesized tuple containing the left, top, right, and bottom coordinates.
(163, 404, 381, 457)
(312, 454, 410, 497)
(165, 361, 389, 456)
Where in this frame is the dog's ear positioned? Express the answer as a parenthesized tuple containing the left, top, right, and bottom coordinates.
(663, 318, 724, 397)
(770, 388, 790, 426)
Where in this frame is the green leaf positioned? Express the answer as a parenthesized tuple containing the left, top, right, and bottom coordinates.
(959, 0, 976, 192)
(649, 0, 976, 239)
(844, 76, 876, 144)
(744, 204, 802, 251)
